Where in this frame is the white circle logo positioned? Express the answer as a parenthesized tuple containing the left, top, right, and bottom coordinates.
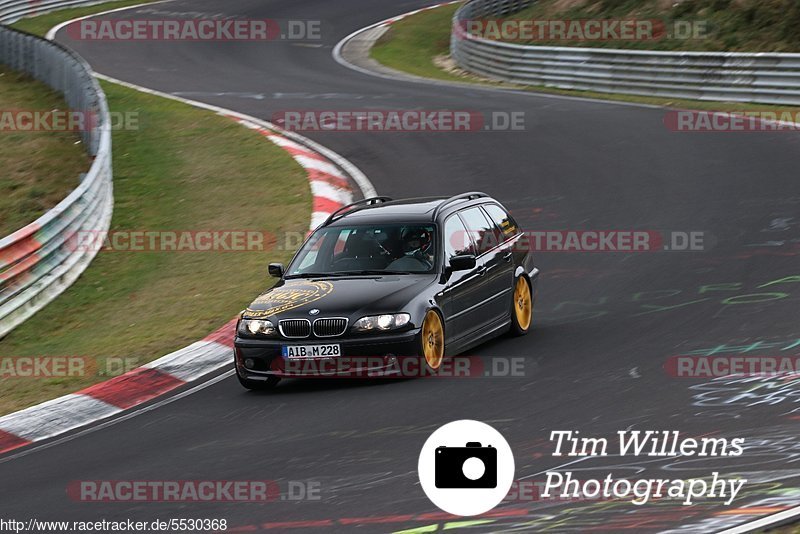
(418, 420, 515, 516)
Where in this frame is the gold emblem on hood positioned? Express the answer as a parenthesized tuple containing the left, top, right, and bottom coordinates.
(244, 280, 334, 318)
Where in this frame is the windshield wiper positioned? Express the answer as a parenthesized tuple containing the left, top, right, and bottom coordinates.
(286, 270, 415, 279)
(284, 272, 343, 279)
(361, 270, 414, 275)
(331, 270, 416, 276)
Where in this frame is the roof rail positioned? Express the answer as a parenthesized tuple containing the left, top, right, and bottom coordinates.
(323, 196, 393, 226)
(432, 192, 489, 219)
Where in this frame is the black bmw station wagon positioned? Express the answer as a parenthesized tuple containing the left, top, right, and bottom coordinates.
(234, 193, 539, 390)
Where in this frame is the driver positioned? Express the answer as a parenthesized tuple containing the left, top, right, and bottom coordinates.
(401, 227, 434, 265)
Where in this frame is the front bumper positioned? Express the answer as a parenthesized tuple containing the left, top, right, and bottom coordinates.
(235, 328, 420, 379)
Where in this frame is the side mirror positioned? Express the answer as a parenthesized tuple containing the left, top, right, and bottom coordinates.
(449, 254, 476, 272)
(268, 263, 284, 278)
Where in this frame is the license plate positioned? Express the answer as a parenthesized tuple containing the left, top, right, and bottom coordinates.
(282, 344, 341, 359)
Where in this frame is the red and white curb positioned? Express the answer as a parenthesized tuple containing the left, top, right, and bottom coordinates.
(229, 117, 354, 229)
(0, 318, 237, 453)
(0, 10, 372, 454)
(0, 120, 361, 455)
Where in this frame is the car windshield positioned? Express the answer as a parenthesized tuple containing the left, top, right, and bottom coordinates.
(286, 223, 437, 277)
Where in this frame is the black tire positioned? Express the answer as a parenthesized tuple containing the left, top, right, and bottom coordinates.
(237, 372, 280, 391)
(509, 276, 533, 337)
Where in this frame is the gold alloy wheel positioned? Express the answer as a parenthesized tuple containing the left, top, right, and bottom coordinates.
(421, 310, 444, 370)
(514, 276, 533, 331)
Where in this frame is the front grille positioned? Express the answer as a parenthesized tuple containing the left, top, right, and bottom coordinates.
(313, 318, 348, 337)
(279, 319, 311, 338)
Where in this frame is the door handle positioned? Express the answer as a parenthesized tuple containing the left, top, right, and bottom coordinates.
(476, 266, 488, 276)
(503, 251, 513, 262)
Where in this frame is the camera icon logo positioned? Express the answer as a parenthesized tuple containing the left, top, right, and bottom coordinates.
(435, 442, 497, 489)
(418, 420, 515, 516)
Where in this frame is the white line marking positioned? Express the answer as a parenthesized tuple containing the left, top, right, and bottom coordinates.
(45, 0, 173, 40)
(331, 3, 666, 112)
(0, 371, 234, 463)
(717, 505, 800, 534)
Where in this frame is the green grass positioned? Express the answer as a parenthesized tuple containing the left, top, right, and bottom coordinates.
(0, 2, 311, 415)
(371, 2, 800, 116)
(372, 4, 462, 83)
(11, 0, 158, 36)
(0, 69, 90, 236)
(488, 0, 800, 52)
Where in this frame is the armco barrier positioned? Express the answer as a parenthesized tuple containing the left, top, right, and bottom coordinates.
(451, 0, 800, 105)
(0, 7, 113, 338)
(0, 0, 109, 24)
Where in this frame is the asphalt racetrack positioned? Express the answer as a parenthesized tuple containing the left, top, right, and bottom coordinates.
(2, 0, 800, 531)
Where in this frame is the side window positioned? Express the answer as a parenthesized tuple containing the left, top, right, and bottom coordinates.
(333, 229, 351, 255)
(296, 228, 347, 272)
(459, 207, 502, 255)
(483, 203, 519, 238)
(296, 230, 337, 271)
(444, 215, 475, 261)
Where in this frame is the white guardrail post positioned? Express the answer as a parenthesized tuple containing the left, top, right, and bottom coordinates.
(0, 1, 114, 338)
(451, 0, 800, 105)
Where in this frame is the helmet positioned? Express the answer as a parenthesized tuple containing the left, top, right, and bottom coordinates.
(402, 227, 433, 255)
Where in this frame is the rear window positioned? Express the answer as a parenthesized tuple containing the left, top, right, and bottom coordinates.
(458, 207, 502, 255)
(483, 203, 519, 238)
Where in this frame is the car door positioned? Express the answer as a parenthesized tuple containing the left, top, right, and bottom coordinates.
(441, 213, 485, 343)
(481, 203, 518, 318)
(459, 206, 513, 325)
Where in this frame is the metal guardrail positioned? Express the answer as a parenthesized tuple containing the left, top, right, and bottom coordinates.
(0, 0, 109, 24)
(451, 0, 800, 105)
(0, 4, 113, 338)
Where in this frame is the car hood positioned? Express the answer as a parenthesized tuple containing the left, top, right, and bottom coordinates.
(243, 275, 436, 320)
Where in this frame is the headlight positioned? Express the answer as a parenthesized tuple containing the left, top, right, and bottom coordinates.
(239, 318, 276, 336)
(353, 313, 411, 332)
